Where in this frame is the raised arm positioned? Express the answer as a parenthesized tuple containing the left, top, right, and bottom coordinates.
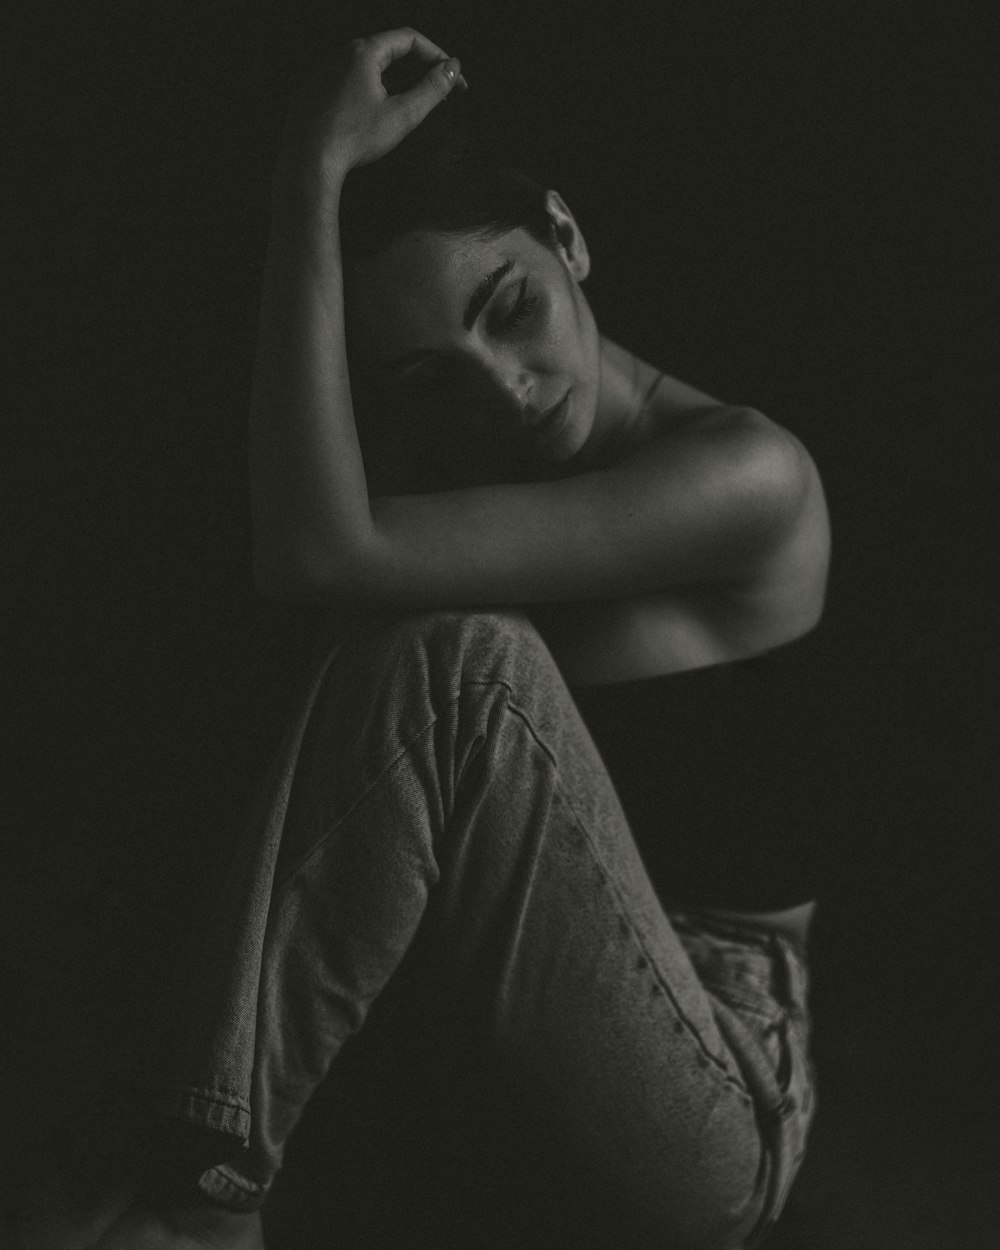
(251, 31, 815, 612)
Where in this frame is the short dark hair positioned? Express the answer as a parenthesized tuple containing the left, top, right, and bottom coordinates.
(339, 88, 556, 273)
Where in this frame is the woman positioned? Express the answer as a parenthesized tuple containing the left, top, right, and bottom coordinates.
(10, 27, 830, 1250)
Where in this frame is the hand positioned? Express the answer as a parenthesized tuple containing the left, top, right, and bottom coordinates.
(275, 27, 467, 193)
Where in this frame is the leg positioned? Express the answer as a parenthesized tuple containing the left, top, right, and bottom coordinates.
(161, 609, 815, 1248)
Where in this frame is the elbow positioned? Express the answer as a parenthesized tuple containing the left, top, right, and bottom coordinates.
(251, 529, 363, 604)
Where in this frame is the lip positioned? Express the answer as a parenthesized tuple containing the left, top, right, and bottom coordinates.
(530, 391, 571, 441)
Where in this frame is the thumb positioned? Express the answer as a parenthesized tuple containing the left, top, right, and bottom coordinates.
(396, 57, 462, 128)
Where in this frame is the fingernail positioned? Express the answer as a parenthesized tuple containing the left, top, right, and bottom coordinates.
(442, 58, 459, 81)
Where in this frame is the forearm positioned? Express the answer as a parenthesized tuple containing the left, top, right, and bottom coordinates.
(249, 173, 374, 595)
(249, 182, 810, 611)
(362, 411, 804, 606)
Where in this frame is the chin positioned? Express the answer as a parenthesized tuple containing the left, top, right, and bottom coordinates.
(542, 427, 591, 475)
(555, 398, 600, 467)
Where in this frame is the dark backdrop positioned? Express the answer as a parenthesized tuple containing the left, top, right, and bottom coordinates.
(6, 1, 999, 1246)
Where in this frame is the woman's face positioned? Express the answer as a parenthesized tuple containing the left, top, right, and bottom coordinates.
(348, 191, 607, 474)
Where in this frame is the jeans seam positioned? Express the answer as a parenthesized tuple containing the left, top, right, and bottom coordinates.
(494, 686, 752, 1102)
(274, 665, 752, 1104)
(274, 715, 440, 889)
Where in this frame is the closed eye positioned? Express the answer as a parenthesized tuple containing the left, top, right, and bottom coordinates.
(500, 280, 538, 331)
(386, 280, 538, 392)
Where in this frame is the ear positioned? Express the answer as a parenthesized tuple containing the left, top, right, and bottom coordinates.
(545, 189, 591, 281)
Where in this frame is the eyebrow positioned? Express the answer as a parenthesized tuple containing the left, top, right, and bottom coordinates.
(382, 259, 516, 376)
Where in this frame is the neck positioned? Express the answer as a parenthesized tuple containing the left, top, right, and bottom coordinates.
(576, 336, 657, 470)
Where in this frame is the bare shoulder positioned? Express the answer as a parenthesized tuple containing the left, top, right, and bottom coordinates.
(532, 355, 831, 684)
(645, 373, 832, 657)
(711, 425, 831, 652)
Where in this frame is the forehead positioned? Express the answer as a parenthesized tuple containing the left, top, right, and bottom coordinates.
(350, 227, 543, 363)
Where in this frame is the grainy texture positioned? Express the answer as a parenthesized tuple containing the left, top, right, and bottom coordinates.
(5, 2, 997, 1245)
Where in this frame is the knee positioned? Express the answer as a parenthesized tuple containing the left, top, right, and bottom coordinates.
(394, 607, 541, 651)
(368, 608, 556, 693)
(438, 610, 569, 718)
(335, 608, 568, 766)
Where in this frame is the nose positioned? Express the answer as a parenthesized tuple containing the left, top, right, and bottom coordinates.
(451, 346, 539, 428)
(477, 355, 533, 421)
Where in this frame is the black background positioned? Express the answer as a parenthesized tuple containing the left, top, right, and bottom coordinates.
(5, 1, 999, 1245)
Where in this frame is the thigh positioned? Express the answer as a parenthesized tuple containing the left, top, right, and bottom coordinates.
(184, 610, 810, 1243)
(333, 611, 776, 1243)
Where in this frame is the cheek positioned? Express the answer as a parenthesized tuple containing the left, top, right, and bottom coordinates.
(537, 285, 587, 361)
(542, 292, 597, 400)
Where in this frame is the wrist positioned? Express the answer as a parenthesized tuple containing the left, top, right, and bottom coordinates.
(270, 152, 348, 222)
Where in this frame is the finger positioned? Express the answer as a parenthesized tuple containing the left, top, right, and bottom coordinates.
(394, 57, 463, 128)
(368, 26, 449, 74)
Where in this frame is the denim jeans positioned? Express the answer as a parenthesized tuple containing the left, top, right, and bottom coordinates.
(155, 609, 815, 1249)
